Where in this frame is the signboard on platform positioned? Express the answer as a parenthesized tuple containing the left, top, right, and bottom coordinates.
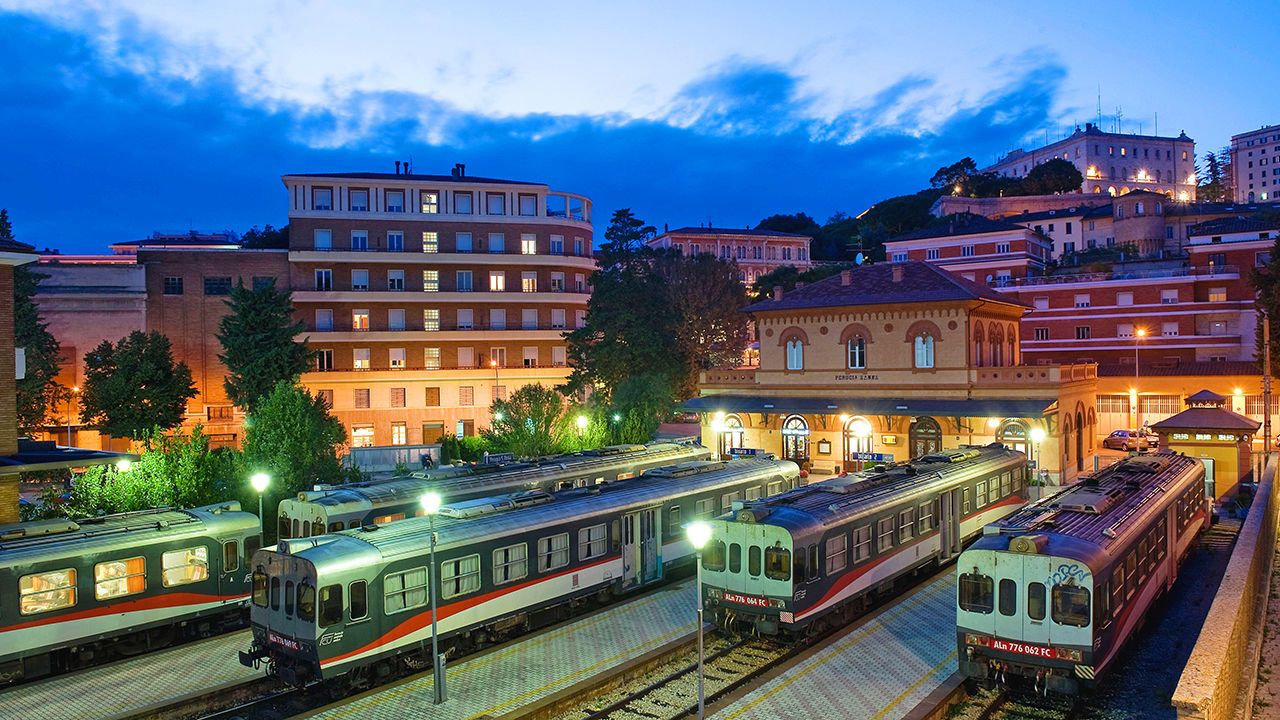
(849, 452, 895, 463)
(728, 447, 764, 457)
(483, 452, 515, 465)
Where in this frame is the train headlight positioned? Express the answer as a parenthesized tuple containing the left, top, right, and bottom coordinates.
(1056, 648, 1083, 662)
(705, 588, 723, 600)
(964, 633, 991, 648)
(769, 598, 787, 609)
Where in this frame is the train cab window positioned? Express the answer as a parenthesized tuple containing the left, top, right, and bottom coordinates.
(303, 521, 312, 537)
(285, 580, 295, 616)
(162, 546, 209, 587)
(877, 517, 894, 552)
(853, 526, 872, 562)
(292, 519, 300, 538)
(252, 571, 269, 607)
(20, 568, 77, 615)
(349, 580, 368, 621)
(729, 543, 742, 573)
(1028, 582, 1046, 621)
(270, 576, 281, 610)
(825, 534, 847, 574)
(998, 578, 1017, 616)
(95, 557, 146, 600)
(749, 546, 762, 576)
(494, 543, 529, 585)
(958, 573, 993, 614)
(918, 502, 933, 533)
(223, 541, 239, 573)
(898, 509, 915, 542)
(329, 522, 344, 532)
(703, 540, 727, 571)
(1051, 584, 1090, 627)
(384, 567, 428, 614)
(578, 524, 608, 561)
(298, 583, 316, 621)
(764, 546, 790, 581)
(538, 533, 570, 572)
(441, 555, 481, 599)
(319, 584, 342, 627)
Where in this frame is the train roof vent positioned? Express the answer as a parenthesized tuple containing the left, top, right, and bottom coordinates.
(737, 506, 772, 523)
(645, 460, 727, 478)
(0, 518, 82, 540)
(585, 444, 645, 457)
(1055, 488, 1122, 515)
(278, 535, 341, 555)
(438, 490, 554, 518)
(920, 449, 980, 463)
(1008, 535, 1049, 554)
(1123, 454, 1172, 473)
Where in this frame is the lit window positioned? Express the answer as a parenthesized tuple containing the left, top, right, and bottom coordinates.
(421, 231, 438, 253)
(161, 547, 209, 587)
(391, 422, 407, 446)
(422, 270, 439, 292)
(423, 308, 440, 331)
(21, 569, 77, 614)
(352, 310, 369, 331)
(424, 347, 441, 369)
(847, 337, 866, 369)
(489, 271, 506, 292)
(521, 234, 537, 255)
(420, 191, 439, 213)
(521, 271, 537, 293)
(353, 348, 370, 368)
(389, 348, 406, 368)
(351, 425, 374, 447)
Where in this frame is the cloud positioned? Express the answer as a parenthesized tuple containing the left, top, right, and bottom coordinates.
(0, 11, 1069, 252)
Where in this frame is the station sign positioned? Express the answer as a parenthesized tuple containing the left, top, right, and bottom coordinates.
(728, 447, 764, 457)
(849, 452, 895, 463)
(483, 452, 515, 465)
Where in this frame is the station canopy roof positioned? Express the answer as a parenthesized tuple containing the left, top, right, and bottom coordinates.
(0, 439, 137, 476)
(683, 395, 1054, 418)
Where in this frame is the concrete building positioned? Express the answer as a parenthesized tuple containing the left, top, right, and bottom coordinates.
(1231, 124, 1280, 203)
(284, 165, 595, 447)
(687, 261, 1099, 485)
(984, 122, 1197, 200)
(883, 214, 1051, 285)
(646, 227, 812, 285)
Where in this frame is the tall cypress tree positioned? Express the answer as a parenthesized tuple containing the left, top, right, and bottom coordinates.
(216, 279, 310, 412)
(1, 210, 63, 435)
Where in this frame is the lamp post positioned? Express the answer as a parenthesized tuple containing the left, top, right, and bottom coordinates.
(686, 521, 713, 720)
(420, 492, 446, 704)
(1029, 427, 1046, 490)
(490, 358, 500, 402)
(576, 414, 589, 448)
(66, 385, 79, 446)
(710, 417, 726, 458)
(250, 472, 270, 536)
(1134, 328, 1146, 428)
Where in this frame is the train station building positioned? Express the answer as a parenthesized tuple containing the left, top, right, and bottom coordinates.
(687, 261, 1100, 485)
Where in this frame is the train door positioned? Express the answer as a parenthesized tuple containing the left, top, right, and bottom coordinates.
(641, 508, 661, 583)
(938, 488, 963, 561)
(621, 509, 662, 588)
(1019, 554, 1052, 647)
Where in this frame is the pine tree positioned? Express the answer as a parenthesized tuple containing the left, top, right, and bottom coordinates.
(1, 210, 63, 434)
(217, 279, 310, 412)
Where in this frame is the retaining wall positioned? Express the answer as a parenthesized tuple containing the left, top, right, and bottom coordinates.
(1172, 454, 1278, 720)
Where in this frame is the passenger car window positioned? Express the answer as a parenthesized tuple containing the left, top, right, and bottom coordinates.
(958, 572, 993, 614)
(1052, 584, 1091, 627)
(349, 580, 368, 620)
(441, 555, 481, 599)
(223, 541, 239, 573)
(95, 557, 146, 600)
(319, 584, 343, 627)
(1028, 582, 1046, 620)
(703, 540, 726, 571)
(493, 543, 528, 585)
(384, 567, 428, 614)
(20, 568, 77, 615)
(162, 547, 209, 587)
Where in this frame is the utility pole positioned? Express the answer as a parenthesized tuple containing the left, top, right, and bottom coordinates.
(1265, 309, 1273, 455)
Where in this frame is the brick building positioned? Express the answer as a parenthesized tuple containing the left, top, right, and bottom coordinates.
(646, 227, 813, 285)
(883, 214, 1051, 286)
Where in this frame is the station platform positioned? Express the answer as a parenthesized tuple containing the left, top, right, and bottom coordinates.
(716, 571, 955, 720)
(306, 579, 697, 720)
(0, 630, 258, 720)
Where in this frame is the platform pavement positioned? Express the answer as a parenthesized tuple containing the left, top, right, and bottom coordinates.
(0, 630, 258, 720)
(716, 571, 956, 720)
(304, 579, 699, 720)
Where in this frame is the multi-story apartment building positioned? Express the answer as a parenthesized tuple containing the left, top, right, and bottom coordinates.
(646, 227, 812, 284)
(285, 166, 594, 446)
(882, 214, 1052, 286)
(1231, 124, 1280, 203)
(984, 122, 1197, 200)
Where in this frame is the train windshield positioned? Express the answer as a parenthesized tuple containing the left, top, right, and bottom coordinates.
(298, 583, 316, 622)
(1051, 584, 1090, 627)
(252, 571, 268, 607)
(764, 547, 790, 581)
(958, 572, 993, 613)
(703, 540, 727, 571)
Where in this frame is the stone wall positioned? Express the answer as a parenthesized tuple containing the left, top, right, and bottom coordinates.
(1172, 453, 1278, 720)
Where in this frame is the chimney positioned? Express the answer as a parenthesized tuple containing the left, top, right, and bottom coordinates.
(395, 160, 401, 175)
(458, 163, 466, 177)
(892, 265, 904, 283)
(664, 223, 669, 233)
(840, 270, 851, 286)
(451, 165, 459, 178)
(772, 286, 783, 301)
(404, 159, 411, 174)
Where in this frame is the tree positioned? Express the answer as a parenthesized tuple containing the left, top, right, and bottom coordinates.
(217, 279, 310, 412)
(653, 250, 752, 398)
(242, 380, 346, 513)
(606, 374, 677, 444)
(1019, 158, 1084, 195)
(3, 209, 63, 435)
(240, 224, 289, 249)
(750, 264, 850, 302)
(599, 208, 656, 262)
(754, 212, 821, 237)
(929, 157, 979, 190)
(80, 331, 197, 439)
(484, 384, 572, 458)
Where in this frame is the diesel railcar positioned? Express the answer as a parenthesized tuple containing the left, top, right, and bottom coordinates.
(0, 502, 260, 684)
(240, 456, 798, 687)
(700, 444, 1028, 636)
(956, 452, 1207, 695)
(277, 441, 712, 539)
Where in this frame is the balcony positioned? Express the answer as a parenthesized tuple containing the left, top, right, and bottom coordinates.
(306, 362, 571, 375)
(1009, 265, 1238, 287)
(309, 321, 576, 334)
(701, 367, 759, 387)
(972, 363, 1097, 385)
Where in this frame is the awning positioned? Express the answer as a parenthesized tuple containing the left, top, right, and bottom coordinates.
(683, 395, 1055, 418)
(0, 439, 138, 476)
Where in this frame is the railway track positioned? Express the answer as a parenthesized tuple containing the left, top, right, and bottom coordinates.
(972, 689, 1083, 720)
(553, 634, 795, 720)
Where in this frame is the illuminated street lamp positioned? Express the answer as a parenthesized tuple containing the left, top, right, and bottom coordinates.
(249, 472, 270, 535)
(1029, 427, 1046, 486)
(116, 459, 132, 473)
(66, 385, 80, 446)
(686, 521, 713, 720)
(1134, 328, 1147, 428)
(420, 491, 446, 704)
(575, 414, 589, 445)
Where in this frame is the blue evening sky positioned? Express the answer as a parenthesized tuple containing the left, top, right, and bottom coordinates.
(2, 2, 1277, 253)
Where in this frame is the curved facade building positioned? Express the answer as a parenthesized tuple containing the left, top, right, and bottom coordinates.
(286, 167, 594, 446)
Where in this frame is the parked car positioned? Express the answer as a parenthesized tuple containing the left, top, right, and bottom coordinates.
(1102, 429, 1150, 451)
(1142, 430, 1160, 448)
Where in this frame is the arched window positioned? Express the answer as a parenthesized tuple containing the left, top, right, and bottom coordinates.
(914, 333, 935, 369)
(909, 417, 942, 458)
(847, 336, 867, 369)
(781, 415, 809, 462)
(1007, 335, 1016, 366)
(785, 339, 804, 370)
(996, 420, 1028, 454)
(1108, 186, 1117, 197)
(973, 325, 985, 368)
(720, 414, 745, 455)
